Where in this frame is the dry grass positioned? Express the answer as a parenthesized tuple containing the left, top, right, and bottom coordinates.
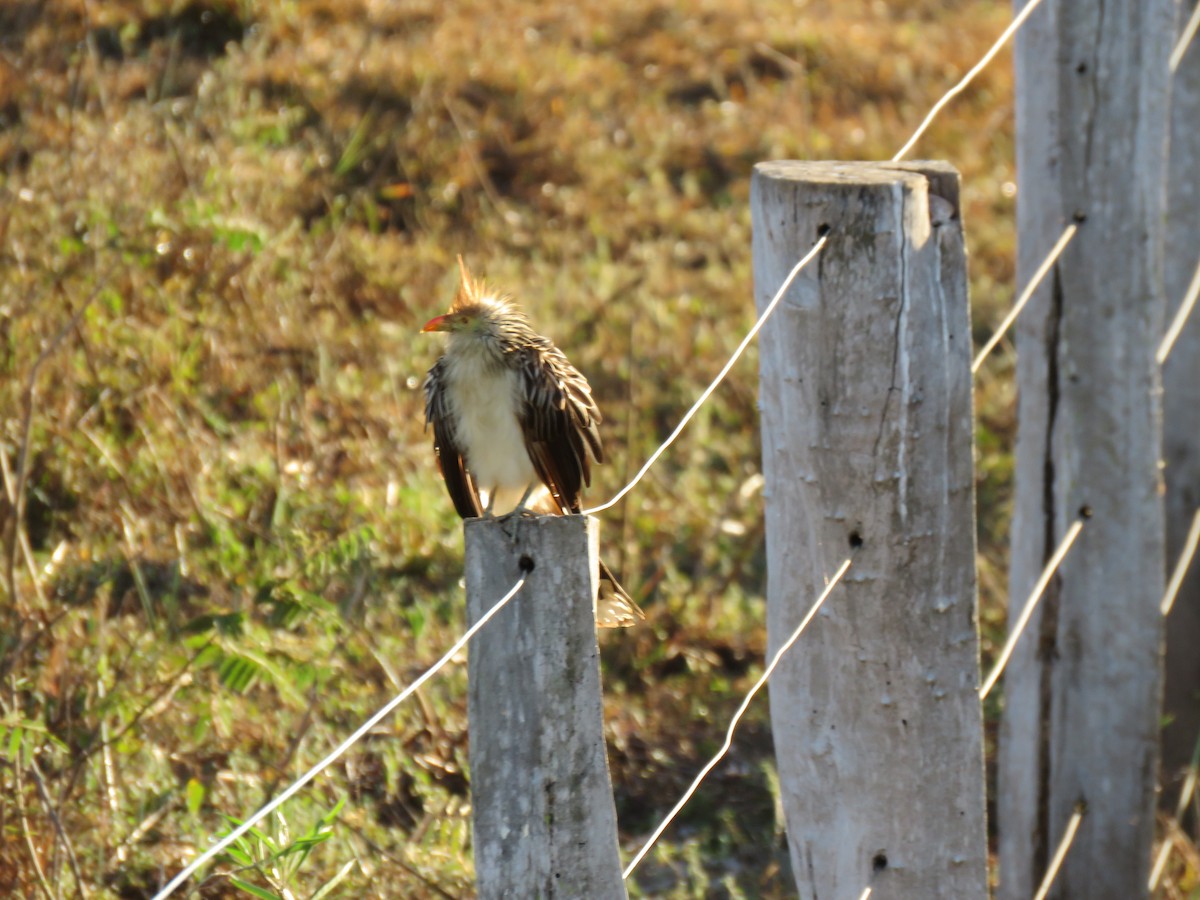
(0, 0, 1193, 898)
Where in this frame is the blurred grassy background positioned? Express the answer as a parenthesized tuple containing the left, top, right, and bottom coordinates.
(0, 0, 1124, 896)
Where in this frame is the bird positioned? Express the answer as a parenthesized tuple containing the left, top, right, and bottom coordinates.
(421, 257, 644, 628)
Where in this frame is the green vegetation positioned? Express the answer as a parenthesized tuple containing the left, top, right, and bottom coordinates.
(0, 1, 1189, 897)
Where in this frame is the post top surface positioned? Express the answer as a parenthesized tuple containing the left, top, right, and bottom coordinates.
(464, 513, 595, 533)
(754, 160, 920, 186)
(753, 160, 961, 215)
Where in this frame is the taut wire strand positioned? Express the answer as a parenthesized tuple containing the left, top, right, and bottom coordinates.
(1162, 507, 1200, 616)
(1032, 803, 1086, 900)
(1157, 254, 1200, 365)
(593, 0, 1053, 515)
(151, 575, 528, 900)
(584, 235, 828, 516)
(1170, 1, 1200, 73)
(972, 223, 1078, 373)
(1148, 728, 1200, 889)
(621, 557, 852, 880)
(979, 516, 1086, 700)
(893, 0, 1051, 161)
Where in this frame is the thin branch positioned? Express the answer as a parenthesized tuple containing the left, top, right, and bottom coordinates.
(79, 639, 211, 768)
(106, 801, 176, 875)
(261, 679, 323, 800)
(0, 448, 49, 608)
(9, 743, 55, 900)
(343, 821, 461, 900)
(6, 279, 106, 610)
(29, 755, 89, 899)
(96, 677, 124, 865)
(443, 98, 503, 213)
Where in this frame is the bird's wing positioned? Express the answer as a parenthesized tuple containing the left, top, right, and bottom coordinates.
(424, 357, 484, 518)
(517, 338, 604, 515)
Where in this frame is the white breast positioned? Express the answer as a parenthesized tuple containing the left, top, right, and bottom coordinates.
(444, 350, 541, 513)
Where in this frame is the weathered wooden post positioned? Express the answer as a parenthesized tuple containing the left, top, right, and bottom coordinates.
(752, 160, 988, 899)
(999, 2, 1173, 898)
(464, 515, 626, 900)
(1162, 0, 1200, 807)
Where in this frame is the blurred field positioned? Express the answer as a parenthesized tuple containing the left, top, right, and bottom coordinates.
(2, 0, 1036, 897)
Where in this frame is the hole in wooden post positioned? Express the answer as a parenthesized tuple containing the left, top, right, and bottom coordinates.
(849, 530, 864, 550)
(873, 852, 888, 873)
(817, 223, 831, 238)
(519, 554, 535, 572)
(1078, 505, 1093, 520)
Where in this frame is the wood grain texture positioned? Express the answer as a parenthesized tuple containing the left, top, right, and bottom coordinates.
(752, 160, 986, 900)
(1000, 2, 1174, 897)
(465, 515, 625, 900)
(1162, 0, 1200, 808)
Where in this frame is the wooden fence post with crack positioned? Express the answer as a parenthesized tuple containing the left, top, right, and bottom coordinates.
(999, 2, 1173, 898)
(752, 160, 988, 899)
(464, 514, 627, 900)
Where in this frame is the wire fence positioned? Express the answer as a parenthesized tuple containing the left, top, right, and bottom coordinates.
(150, 575, 528, 900)
(972, 222, 1079, 373)
(979, 513, 1087, 701)
(1149, 731, 1200, 890)
(106, 0, 1200, 894)
(1032, 803, 1086, 900)
(621, 557, 853, 880)
(153, 1, 1066, 893)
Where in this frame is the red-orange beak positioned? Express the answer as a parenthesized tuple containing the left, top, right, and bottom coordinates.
(421, 314, 450, 333)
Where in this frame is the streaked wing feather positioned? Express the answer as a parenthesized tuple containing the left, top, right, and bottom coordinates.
(424, 358, 483, 518)
(517, 338, 603, 515)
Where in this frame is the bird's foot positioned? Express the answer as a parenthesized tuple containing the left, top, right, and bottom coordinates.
(494, 507, 540, 521)
(494, 506, 539, 541)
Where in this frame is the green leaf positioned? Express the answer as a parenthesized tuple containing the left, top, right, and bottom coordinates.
(217, 654, 262, 693)
(213, 227, 265, 254)
(228, 876, 284, 900)
(185, 778, 206, 815)
(291, 662, 317, 693)
(405, 607, 426, 640)
(5, 725, 24, 761)
(220, 844, 253, 867)
(318, 797, 346, 828)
